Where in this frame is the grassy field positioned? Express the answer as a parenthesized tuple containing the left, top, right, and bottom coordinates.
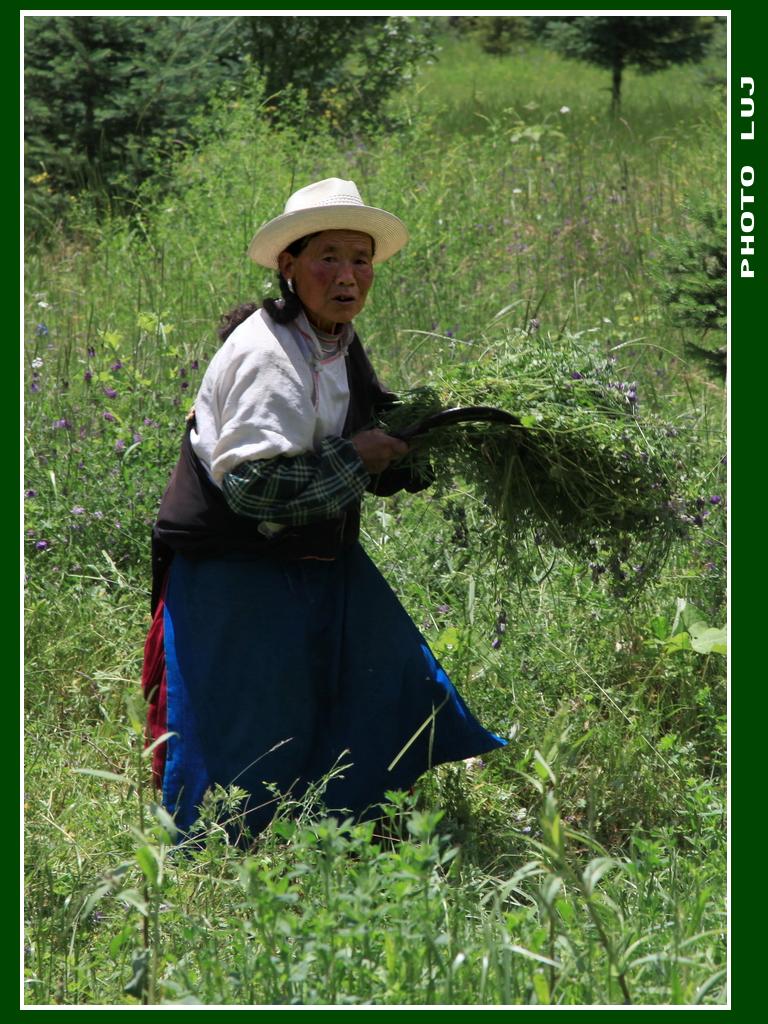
(23, 31, 727, 1006)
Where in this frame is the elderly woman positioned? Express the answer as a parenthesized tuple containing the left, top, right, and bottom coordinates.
(142, 178, 505, 840)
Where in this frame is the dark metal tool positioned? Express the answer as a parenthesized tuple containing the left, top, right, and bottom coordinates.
(393, 405, 522, 441)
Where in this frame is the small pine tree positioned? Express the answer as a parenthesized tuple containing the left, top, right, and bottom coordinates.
(651, 195, 727, 378)
(447, 16, 530, 56)
(530, 15, 714, 112)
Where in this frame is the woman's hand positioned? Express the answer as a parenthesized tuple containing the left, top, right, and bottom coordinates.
(351, 429, 410, 475)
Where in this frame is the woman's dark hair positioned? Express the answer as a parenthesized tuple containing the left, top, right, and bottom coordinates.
(218, 235, 316, 341)
(218, 231, 374, 341)
(217, 302, 260, 342)
(262, 233, 319, 327)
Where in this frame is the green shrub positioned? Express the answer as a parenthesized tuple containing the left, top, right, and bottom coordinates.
(650, 194, 726, 376)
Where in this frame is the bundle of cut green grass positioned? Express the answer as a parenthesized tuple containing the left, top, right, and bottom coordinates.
(379, 332, 695, 596)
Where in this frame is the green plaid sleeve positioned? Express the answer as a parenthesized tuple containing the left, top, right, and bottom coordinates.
(221, 436, 371, 525)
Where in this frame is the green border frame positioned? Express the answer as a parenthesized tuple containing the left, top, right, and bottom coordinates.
(17, 6, 743, 1018)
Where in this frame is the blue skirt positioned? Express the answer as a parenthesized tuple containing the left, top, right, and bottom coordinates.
(162, 543, 506, 836)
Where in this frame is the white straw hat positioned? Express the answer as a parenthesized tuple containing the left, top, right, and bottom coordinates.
(247, 177, 409, 269)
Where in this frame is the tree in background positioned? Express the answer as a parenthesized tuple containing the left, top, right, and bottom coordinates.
(650, 195, 727, 379)
(231, 15, 436, 133)
(446, 15, 530, 56)
(530, 16, 714, 112)
(24, 14, 436, 236)
(24, 16, 240, 228)
(24, 17, 243, 185)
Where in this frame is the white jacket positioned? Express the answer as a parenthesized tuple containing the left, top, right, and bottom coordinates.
(191, 307, 352, 488)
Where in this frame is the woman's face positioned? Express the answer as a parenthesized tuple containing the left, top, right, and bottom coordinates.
(278, 229, 374, 333)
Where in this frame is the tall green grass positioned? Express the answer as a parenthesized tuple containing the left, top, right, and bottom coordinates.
(24, 37, 726, 1006)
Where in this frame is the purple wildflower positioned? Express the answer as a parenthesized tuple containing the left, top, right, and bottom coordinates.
(71, 506, 85, 515)
(30, 382, 40, 393)
(36, 323, 49, 336)
(143, 417, 158, 428)
(132, 432, 142, 444)
(35, 540, 49, 551)
(87, 346, 96, 358)
(92, 511, 104, 520)
(570, 371, 583, 380)
(24, 489, 37, 499)
(190, 360, 199, 371)
(83, 370, 93, 383)
(103, 386, 117, 399)
(491, 637, 502, 650)
(26, 529, 36, 537)
(437, 604, 450, 615)
(704, 561, 717, 571)
(709, 495, 722, 505)
(114, 439, 126, 453)
(110, 360, 123, 372)
(103, 411, 116, 422)
(179, 367, 187, 378)
(52, 418, 71, 430)
(180, 381, 189, 390)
